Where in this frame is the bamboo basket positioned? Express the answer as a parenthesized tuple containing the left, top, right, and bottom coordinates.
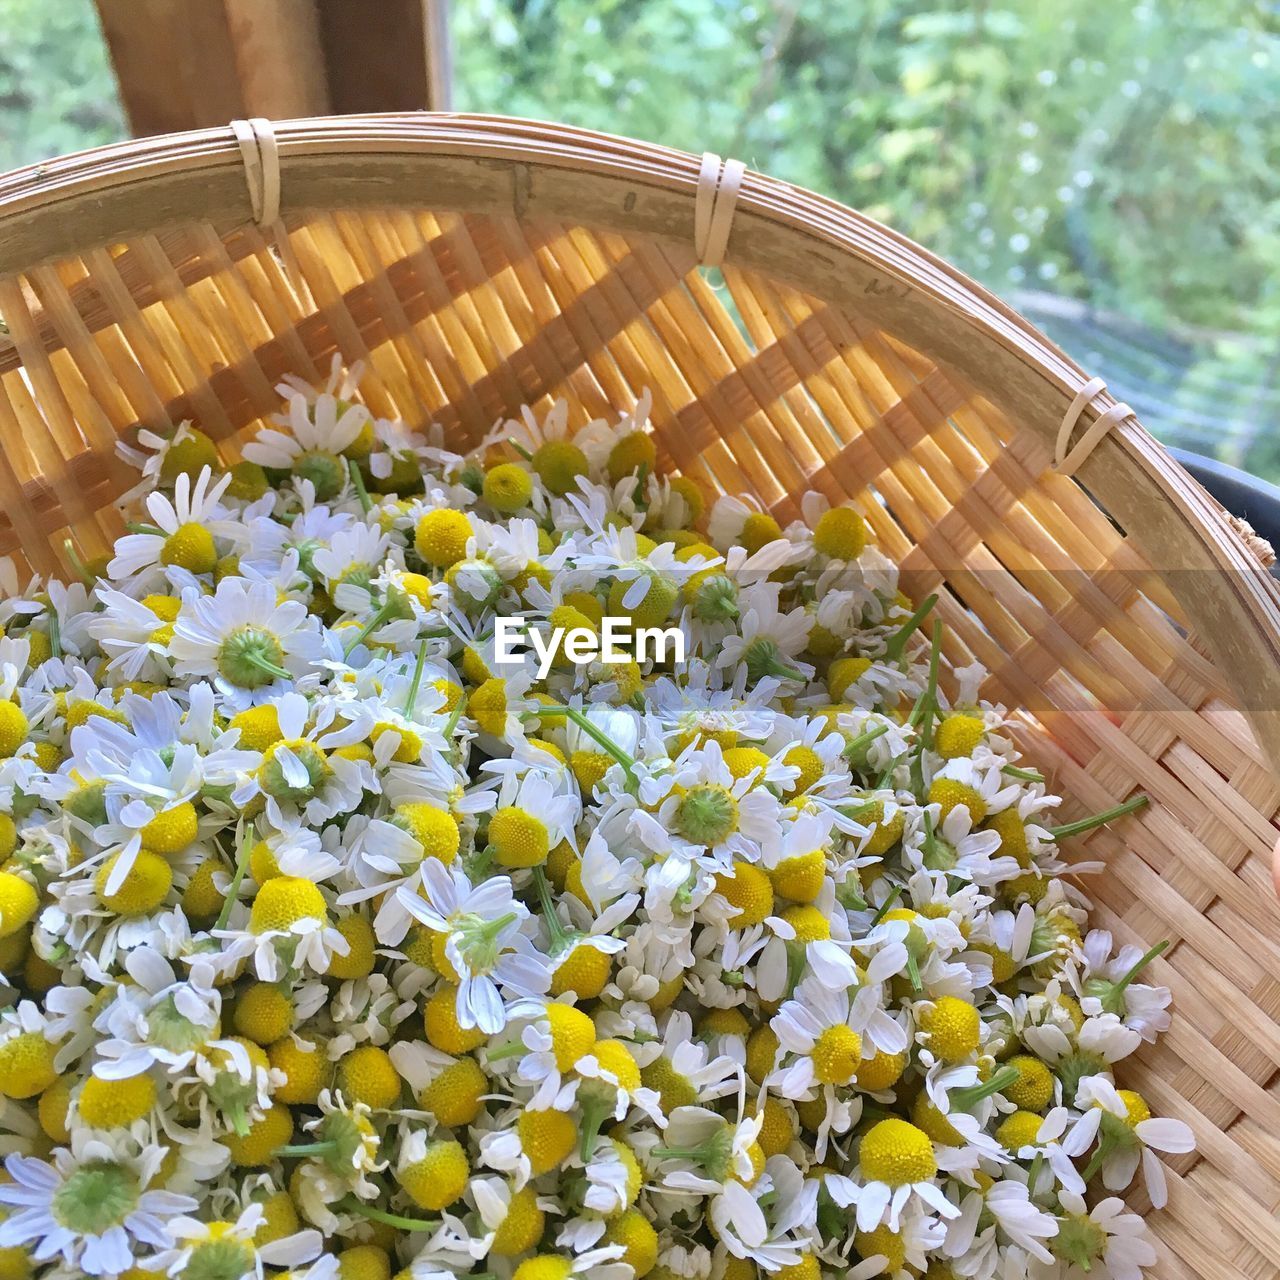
(0, 113, 1278, 1278)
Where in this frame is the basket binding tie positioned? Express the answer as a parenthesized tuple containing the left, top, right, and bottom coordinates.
(230, 117, 303, 297)
(694, 151, 745, 268)
(1053, 376, 1133, 477)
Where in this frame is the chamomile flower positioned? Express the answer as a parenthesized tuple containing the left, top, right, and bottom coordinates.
(0, 1133, 195, 1275)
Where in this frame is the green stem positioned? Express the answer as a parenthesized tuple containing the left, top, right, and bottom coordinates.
(843, 723, 889, 764)
(870, 885, 902, 926)
(952, 1065, 1020, 1111)
(579, 1099, 609, 1162)
(508, 438, 534, 462)
(338, 1197, 439, 1232)
(872, 754, 904, 790)
(46, 608, 61, 660)
(277, 1140, 338, 1158)
(245, 650, 292, 682)
(344, 601, 395, 657)
(532, 703, 637, 786)
(126, 521, 164, 536)
(1049, 794, 1149, 841)
(766, 657, 809, 683)
(1002, 764, 1045, 783)
(883, 593, 938, 663)
(532, 866, 569, 949)
(214, 828, 254, 932)
(918, 619, 942, 749)
(905, 950, 922, 991)
(484, 1040, 526, 1061)
(403, 639, 429, 715)
(348, 459, 372, 514)
(1115, 939, 1170, 991)
(63, 539, 95, 589)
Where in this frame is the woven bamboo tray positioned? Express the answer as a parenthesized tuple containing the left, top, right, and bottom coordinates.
(0, 113, 1278, 1277)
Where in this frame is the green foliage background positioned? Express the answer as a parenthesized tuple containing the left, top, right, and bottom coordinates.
(1, 1, 1276, 477)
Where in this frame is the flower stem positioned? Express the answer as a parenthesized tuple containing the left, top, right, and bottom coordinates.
(508, 438, 534, 462)
(214, 827, 254, 932)
(765, 657, 809, 683)
(46, 607, 61, 660)
(339, 1197, 439, 1232)
(579, 1099, 609, 1162)
(403, 639, 429, 715)
(276, 1140, 338, 1158)
(883, 593, 938, 663)
(348, 459, 372, 514)
(1049, 794, 1149, 841)
(63, 539, 95, 589)
(1002, 764, 1045, 783)
(1115, 939, 1170, 991)
(484, 1040, 526, 1062)
(843, 723, 889, 765)
(532, 703, 637, 787)
(869, 885, 902, 926)
(245, 650, 292, 682)
(532, 866, 569, 949)
(126, 521, 164, 536)
(344, 601, 395, 657)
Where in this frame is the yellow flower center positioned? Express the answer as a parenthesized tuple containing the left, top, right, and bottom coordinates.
(78, 1073, 157, 1128)
(0, 1032, 57, 1099)
(928, 778, 988, 824)
(335, 1045, 402, 1110)
(858, 1118, 937, 1185)
(781, 903, 830, 943)
(783, 745, 824, 795)
(415, 508, 473, 568)
(518, 1108, 577, 1175)
(139, 801, 198, 854)
(95, 850, 173, 917)
(606, 431, 657, 484)
(0, 873, 37, 939)
(469, 678, 509, 737)
(161, 522, 218, 574)
(489, 806, 550, 868)
(490, 1185, 546, 1256)
(935, 714, 986, 760)
(420, 1056, 487, 1128)
(741, 511, 784, 553)
(546, 1003, 596, 1073)
(397, 1139, 469, 1210)
(812, 1024, 862, 1086)
(922, 996, 980, 1062)
(714, 862, 774, 928)
(768, 850, 827, 904)
(813, 506, 868, 561)
(248, 876, 328, 933)
(394, 803, 460, 865)
(1004, 1055, 1055, 1112)
(483, 462, 534, 513)
(533, 440, 589, 496)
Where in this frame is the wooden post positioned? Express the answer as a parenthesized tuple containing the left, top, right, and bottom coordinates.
(94, 0, 448, 136)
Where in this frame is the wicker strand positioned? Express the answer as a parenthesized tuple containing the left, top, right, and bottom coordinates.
(694, 152, 745, 268)
(1053, 375, 1132, 476)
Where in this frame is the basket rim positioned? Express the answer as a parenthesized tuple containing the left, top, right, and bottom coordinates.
(0, 110, 1277, 768)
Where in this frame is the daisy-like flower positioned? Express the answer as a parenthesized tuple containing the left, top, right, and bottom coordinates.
(149, 1203, 323, 1279)
(1067, 929, 1172, 1042)
(0, 1133, 196, 1275)
(1033, 1190, 1158, 1280)
(398, 860, 548, 1033)
(169, 577, 325, 707)
(245, 391, 372, 495)
(108, 466, 243, 583)
(1063, 1075, 1194, 1207)
(833, 1115, 960, 1233)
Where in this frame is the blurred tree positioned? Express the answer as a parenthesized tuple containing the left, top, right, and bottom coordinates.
(0, 0, 124, 171)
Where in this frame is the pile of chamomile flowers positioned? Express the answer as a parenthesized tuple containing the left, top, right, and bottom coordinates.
(0, 360, 1191, 1280)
